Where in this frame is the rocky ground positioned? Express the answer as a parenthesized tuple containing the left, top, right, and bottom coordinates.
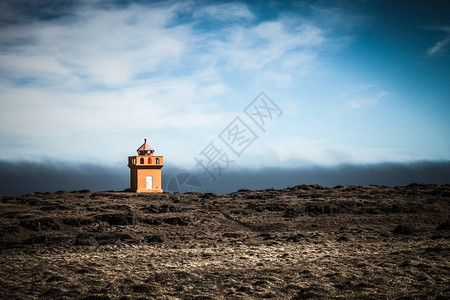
(0, 184, 449, 299)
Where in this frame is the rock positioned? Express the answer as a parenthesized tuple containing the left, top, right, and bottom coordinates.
(113, 233, 134, 240)
(40, 288, 64, 298)
(292, 185, 310, 190)
(379, 203, 421, 214)
(257, 233, 273, 240)
(393, 224, 417, 235)
(72, 189, 91, 194)
(0, 241, 22, 250)
(95, 212, 135, 225)
(96, 233, 133, 245)
(142, 205, 160, 213)
(46, 275, 65, 282)
(141, 218, 162, 225)
(62, 218, 94, 226)
(264, 203, 286, 212)
(145, 234, 167, 243)
(236, 284, 253, 293)
(96, 236, 121, 245)
(19, 218, 59, 231)
(41, 218, 60, 229)
(142, 204, 179, 213)
(309, 184, 324, 190)
(74, 234, 99, 246)
(20, 220, 41, 231)
(39, 204, 70, 211)
(390, 204, 405, 213)
(200, 193, 217, 199)
(132, 284, 152, 293)
(284, 208, 304, 218)
(286, 234, 304, 242)
(247, 194, 269, 200)
(1, 196, 14, 203)
(305, 204, 336, 215)
(222, 233, 242, 238)
(0, 226, 19, 237)
(354, 282, 375, 289)
(436, 221, 450, 230)
(425, 245, 447, 253)
(24, 235, 48, 245)
(336, 236, 349, 242)
(101, 204, 131, 210)
(431, 235, 443, 240)
(163, 217, 190, 226)
(293, 286, 326, 299)
(365, 207, 379, 214)
(247, 202, 285, 211)
(81, 296, 110, 300)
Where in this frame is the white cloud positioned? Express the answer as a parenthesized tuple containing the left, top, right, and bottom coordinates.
(346, 90, 389, 109)
(194, 3, 254, 21)
(0, 1, 368, 167)
(0, 2, 329, 91)
(0, 4, 188, 87)
(426, 26, 450, 57)
(206, 20, 325, 75)
(341, 84, 376, 98)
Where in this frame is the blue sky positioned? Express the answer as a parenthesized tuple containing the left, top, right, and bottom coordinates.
(0, 0, 449, 174)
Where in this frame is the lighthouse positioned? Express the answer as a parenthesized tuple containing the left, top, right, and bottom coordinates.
(128, 139, 164, 193)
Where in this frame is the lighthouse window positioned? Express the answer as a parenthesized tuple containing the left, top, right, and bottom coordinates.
(140, 158, 144, 164)
(148, 158, 152, 164)
(156, 158, 160, 164)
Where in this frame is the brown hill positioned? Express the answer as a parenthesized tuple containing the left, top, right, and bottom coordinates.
(0, 184, 449, 299)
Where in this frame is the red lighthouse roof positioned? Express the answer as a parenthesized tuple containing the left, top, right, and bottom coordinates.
(137, 138, 155, 155)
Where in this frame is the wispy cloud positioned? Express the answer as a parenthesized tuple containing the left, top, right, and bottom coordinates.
(426, 26, 450, 57)
(208, 21, 324, 73)
(193, 2, 254, 21)
(348, 91, 389, 109)
(341, 84, 376, 98)
(340, 84, 390, 109)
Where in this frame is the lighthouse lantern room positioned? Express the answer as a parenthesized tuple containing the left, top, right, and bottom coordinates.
(128, 139, 164, 193)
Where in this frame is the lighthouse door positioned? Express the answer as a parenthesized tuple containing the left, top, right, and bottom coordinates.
(146, 176, 153, 190)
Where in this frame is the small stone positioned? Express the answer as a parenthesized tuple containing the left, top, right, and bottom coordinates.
(286, 234, 304, 242)
(336, 236, 348, 242)
(24, 235, 48, 245)
(436, 221, 450, 231)
(145, 234, 167, 243)
(222, 233, 242, 238)
(74, 234, 99, 246)
(392, 224, 416, 235)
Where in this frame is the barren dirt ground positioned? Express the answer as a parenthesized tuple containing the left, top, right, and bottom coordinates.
(0, 184, 449, 299)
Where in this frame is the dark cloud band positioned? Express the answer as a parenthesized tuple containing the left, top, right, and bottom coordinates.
(1, 160, 449, 195)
